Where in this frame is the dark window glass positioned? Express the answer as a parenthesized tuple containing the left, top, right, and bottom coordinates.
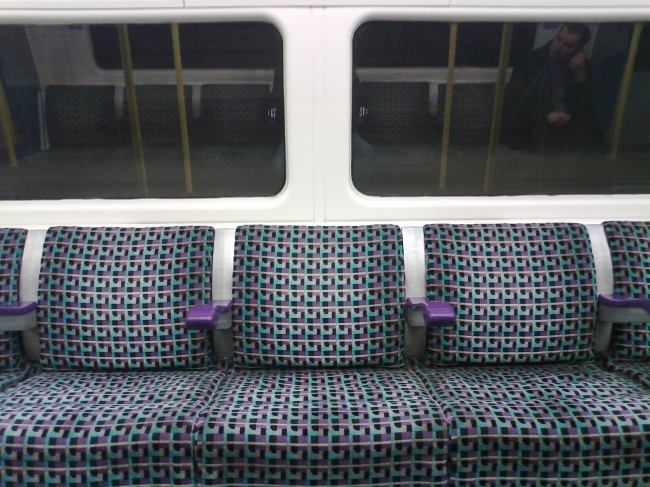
(352, 21, 650, 196)
(0, 23, 285, 200)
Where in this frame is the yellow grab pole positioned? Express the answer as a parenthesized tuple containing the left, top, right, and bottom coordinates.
(118, 24, 148, 196)
(171, 23, 193, 194)
(439, 22, 458, 190)
(0, 80, 18, 167)
(610, 22, 644, 161)
(483, 22, 513, 193)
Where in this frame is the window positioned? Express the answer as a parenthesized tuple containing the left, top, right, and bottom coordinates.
(0, 22, 285, 200)
(352, 21, 650, 196)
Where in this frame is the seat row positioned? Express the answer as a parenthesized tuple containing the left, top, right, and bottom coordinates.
(0, 221, 649, 486)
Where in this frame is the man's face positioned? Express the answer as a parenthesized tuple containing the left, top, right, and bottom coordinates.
(550, 27, 582, 61)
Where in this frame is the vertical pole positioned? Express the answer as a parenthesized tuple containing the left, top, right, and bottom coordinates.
(118, 24, 148, 196)
(610, 22, 644, 161)
(483, 22, 513, 193)
(439, 22, 458, 190)
(171, 24, 193, 194)
(0, 80, 18, 167)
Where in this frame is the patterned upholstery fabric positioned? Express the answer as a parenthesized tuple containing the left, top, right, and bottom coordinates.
(0, 368, 227, 486)
(414, 362, 650, 486)
(424, 223, 596, 365)
(45, 85, 117, 147)
(126, 85, 192, 145)
(232, 225, 405, 367)
(438, 83, 496, 143)
(604, 358, 650, 388)
(38, 226, 214, 371)
(603, 221, 650, 361)
(199, 84, 281, 143)
(195, 366, 448, 486)
(358, 82, 430, 142)
(0, 228, 28, 372)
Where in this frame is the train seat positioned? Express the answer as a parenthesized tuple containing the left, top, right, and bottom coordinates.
(437, 82, 496, 144)
(413, 223, 650, 485)
(0, 226, 228, 486)
(0, 228, 36, 391)
(189, 84, 285, 197)
(600, 221, 650, 384)
(194, 225, 449, 486)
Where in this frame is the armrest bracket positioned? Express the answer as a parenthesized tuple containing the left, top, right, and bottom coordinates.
(406, 297, 456, 328)
(0, 301, 37, 331)
(598, 294, 650, 323)
(185, 300, 233, 330)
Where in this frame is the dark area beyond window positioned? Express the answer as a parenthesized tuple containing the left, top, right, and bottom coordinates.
(0, 23, 285, 200)
(352, 21, 650, 197)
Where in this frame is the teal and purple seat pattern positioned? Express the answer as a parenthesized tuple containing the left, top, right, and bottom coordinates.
(232, 225, 405, 368)
(424, 223, 596, 365)
(37, 226, 214, 371)
(0, 368, 227, 486)
(603, 221, 650, 361)
(195, 366, 448, 486)
(0, 225, 225, 486)
(414, 362, 650, 486)
(0, 228, 29, 390)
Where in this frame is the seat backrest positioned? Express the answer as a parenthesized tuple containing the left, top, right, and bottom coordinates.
(37, 226, 215, 371)
(437, 82, 496, 143)
(198, 84, 281, 144)
(603, 221, 650, 361)
(0, 228, 28, 371)
(125, 85, 192, 145)
(357, 82, 430, 142)
(424, 223, 596, 365)
(45, 85, 117, 148)
(232, 225, 405, 368)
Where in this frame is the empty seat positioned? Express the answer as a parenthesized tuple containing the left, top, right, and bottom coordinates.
(0, 228, 34, 391)
(602, 221, 650, 383)
(0, 226, 227, 485)
(414, 223, 650, 485)
(194, 225, 448, 486)
(357, 82, 430, 142)
(437, 83, 496, 143)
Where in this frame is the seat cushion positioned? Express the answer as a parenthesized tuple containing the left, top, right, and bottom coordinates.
(0, 369, 227, 485)
(603, 221, 650, 361)
(604, 358, 650, 388)
(414, 362, 650, 486)
(424, 223, 596, 365)
(195, 366, 448, 486)
(38, 226, 215, 371)
(232, 225, 405, 367)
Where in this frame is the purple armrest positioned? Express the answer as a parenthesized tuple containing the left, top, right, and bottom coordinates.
(185, 300, 233, 330)
(598, 294, 650, 315)
(406, 297, 456, 327)
(0, 301, 36, 316)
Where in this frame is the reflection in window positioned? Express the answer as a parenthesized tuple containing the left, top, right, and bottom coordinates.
(0, 23, 285, 199)
(352, 21, 650, 196)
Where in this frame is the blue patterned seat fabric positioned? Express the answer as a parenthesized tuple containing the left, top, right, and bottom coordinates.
(416, 222, 650, 485)
(196, 366, 447, 486)
(0, 226, 227, 486)
(603, 221, 650, 362)
(414, 362, 650, 486)
(232, 225, 405, 368)
(0, 228, 34, 392)
(196, 224, 448, 486)
(424, 223, 595, 365)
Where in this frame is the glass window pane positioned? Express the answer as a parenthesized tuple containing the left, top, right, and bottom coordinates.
(0, 22, 285, 199)
(352, 21, 650, 196)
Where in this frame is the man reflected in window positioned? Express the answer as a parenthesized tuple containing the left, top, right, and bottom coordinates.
(505, 23, 602, 152)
